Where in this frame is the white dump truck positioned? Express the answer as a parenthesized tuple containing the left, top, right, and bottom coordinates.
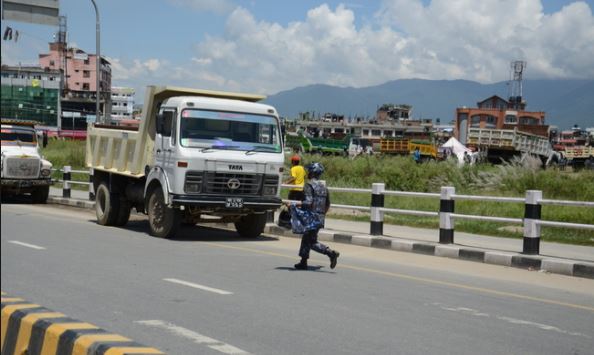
(86, 86, 284, 238)
(1, 119, 52, 203)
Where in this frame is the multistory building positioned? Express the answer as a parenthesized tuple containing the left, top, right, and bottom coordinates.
(0, 64, 61, 127)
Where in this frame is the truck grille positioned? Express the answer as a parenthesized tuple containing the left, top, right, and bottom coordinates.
(4, 157, 40, 179)
(204, 172, 262, 195)
(184, 171, 279, 196)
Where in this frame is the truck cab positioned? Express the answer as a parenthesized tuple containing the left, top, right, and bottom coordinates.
(1, 120, 53, 202)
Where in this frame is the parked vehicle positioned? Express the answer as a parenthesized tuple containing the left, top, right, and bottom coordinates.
(85, 86, 284, 238)
(466, 127, 552, 162)
(380, 138, 438, 159)
(1, 119, 52, 202)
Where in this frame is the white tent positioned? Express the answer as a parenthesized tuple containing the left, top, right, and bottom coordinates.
(442, 137, 473, 164)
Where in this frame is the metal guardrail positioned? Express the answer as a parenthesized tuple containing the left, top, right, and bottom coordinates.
(53, 167, 593, 255)
(51, 166, 94, 200)
(281, 182, 593, 255)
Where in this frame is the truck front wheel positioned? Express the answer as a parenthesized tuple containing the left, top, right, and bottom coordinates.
(234, 213, 267, 238)
(147, 188, 180, 238)
(96, 182, 120, 226)
(31, 185, 49, 203)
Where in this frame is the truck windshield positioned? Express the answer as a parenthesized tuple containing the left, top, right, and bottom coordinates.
(1, 129, 37, 145)
(180, 109, 282, 153)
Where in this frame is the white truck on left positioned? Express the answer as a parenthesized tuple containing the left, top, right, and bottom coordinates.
(1, 120, 53, 203)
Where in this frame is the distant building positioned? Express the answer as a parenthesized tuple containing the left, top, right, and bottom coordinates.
(376, 104, 411, 123)
(455, 95, 547, 145)
(111, 86, 135, 120)
(39, 42, 112, 129)
(0, 64, 61, 126)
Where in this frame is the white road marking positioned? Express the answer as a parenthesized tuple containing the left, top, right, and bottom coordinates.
(431, 302, 591, 338)
(8, 240, 46, 250)
(136, 320, 250, 354)
(163, 278, 233, 295)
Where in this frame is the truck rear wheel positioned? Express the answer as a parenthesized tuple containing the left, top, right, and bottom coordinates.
(234, 213, 267, 238)
(148, 188, 180, 238)
(96, 182, 120, 226)
(31, 186, 49, 204)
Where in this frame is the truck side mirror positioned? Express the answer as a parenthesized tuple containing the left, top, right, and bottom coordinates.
(157, 111, 173, 137)
(43, 132, 48, 148)
(156, 113, 164, 134)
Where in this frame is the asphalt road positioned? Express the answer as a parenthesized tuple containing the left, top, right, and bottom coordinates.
(2, 203, 594, 355)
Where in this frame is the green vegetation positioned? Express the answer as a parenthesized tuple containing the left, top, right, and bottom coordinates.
(284, 154, 594, 246)
(43, 140, 593, 245)
(41, 139, 88, 188)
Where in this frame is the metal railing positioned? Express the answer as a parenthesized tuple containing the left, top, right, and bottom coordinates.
(51, 166, 94, 200)
(282, 182, 594, 255)
(52, 167, 593, 255)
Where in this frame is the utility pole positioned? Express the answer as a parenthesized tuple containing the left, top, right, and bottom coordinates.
(90, 0, 101, 123)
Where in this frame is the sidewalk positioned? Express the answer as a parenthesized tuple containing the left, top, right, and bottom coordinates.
(48, 187, 594, 279)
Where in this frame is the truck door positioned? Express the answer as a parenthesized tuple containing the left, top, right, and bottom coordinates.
(155, 109, 177, 193)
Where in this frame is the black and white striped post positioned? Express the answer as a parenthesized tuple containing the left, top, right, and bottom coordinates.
(88, 168, 95, 201)
(370, 183, 385, 236)
(62, 165, 71, 198)
(523, 190, 542, 255)
(439, 186, 455, 244)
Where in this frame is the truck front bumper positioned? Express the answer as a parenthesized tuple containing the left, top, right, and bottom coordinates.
(1, 178, 53, 188)
(171, 194, 281, 213)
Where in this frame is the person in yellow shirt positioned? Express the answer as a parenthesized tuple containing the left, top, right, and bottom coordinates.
(285, 154, 305, 201)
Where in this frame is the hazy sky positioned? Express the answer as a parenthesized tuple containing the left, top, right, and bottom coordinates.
(2, 0, 593, 99)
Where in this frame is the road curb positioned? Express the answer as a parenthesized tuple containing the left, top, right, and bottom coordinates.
(45, 196, 594, 280)
(0, 291, 163, 355)
(262, 225, 594, 280)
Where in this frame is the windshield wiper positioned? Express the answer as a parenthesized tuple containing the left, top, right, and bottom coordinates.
(245, 146, 279, 155)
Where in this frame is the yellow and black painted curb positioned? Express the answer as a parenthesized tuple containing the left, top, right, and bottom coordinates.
(1, 291, 164, 355)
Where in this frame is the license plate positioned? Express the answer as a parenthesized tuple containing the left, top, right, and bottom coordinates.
(225, 197, 243, 208)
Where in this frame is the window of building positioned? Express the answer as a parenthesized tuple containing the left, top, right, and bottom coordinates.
(520, 116, 538, 125)
(371, 129, 381, 136)
(83, 70, 90, 78)
(49, 60, 55, 66)
(363, 129, 369, 136)
(470, 115, 481, 127)
(505, 115, 517, 124)
(383, 130, 393, 137)
(485, 116, 496, 128)
(82, 83, 90, 90)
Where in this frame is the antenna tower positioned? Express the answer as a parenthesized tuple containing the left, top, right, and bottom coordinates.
(508, 60, 526, 108)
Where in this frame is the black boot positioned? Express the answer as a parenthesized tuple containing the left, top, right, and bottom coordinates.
(329, 250, 340, 269)
(294, 258, 308, 270)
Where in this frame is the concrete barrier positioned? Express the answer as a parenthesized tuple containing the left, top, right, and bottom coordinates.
(1, 291, 163, 355)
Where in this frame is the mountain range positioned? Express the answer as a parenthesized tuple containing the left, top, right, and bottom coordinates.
(264, 79, 594, 130)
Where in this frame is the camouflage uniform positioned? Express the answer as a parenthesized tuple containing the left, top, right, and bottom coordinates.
(298, 179, 331, 259)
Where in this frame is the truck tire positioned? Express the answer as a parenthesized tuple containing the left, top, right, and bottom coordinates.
(234, 213, 267, 238)
(31, 185, 49, 204)
(114, 198, 131, 226)
(147, 188, 180, 238)
(96, 182, 120, 226)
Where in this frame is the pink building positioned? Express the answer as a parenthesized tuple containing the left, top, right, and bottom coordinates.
(39, 42, 111, 118)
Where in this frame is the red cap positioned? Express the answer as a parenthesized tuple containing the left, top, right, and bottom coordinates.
(291, 154, 301, 162)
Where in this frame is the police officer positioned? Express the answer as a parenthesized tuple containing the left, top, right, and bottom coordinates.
(289, 162, 340, 270)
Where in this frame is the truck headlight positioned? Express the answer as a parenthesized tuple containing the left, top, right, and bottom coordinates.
(263, 185, 277, 196)
(262, 175, 279, 196)
(41, 168, 51, 177)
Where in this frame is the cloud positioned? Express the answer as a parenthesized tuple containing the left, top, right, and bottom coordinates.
(111, 1, 594, 97)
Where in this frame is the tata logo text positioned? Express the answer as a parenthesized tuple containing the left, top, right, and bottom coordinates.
(228, 165, 243, 171)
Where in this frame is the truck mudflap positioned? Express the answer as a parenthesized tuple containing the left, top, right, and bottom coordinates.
(170, 194, 281, 212)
